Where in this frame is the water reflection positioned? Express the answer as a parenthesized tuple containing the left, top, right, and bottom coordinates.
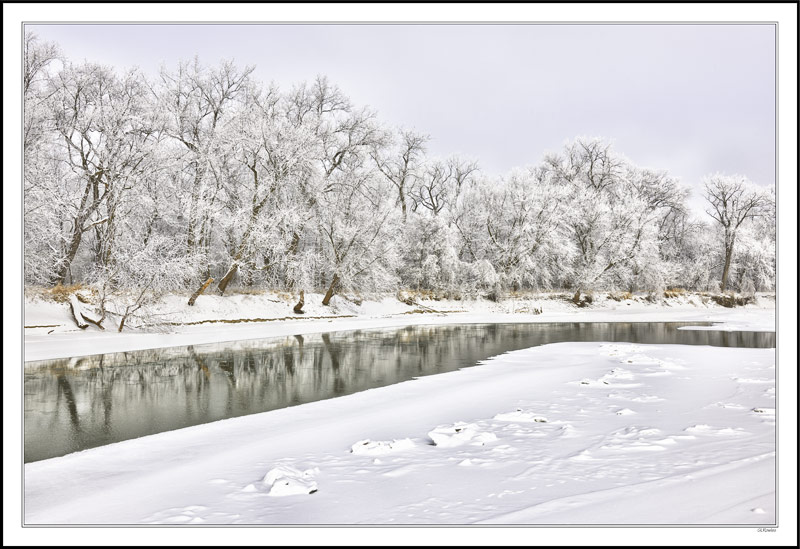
(24, 322, 774, 463)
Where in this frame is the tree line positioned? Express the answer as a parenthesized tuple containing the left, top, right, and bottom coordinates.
(23, 34, 776, 307)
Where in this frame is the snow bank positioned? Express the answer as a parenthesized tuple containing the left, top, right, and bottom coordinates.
(23, 291, 775, 362)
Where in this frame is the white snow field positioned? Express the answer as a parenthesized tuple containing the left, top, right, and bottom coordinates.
(24, 332, 776, 526)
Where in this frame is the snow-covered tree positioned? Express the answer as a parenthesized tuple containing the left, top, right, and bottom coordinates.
(541, 138, 691, 294)
(46, 63, 157, 284)
(23, 34, 66, 285)
(702, 174, 772, 292)
(23, 41, 773, 301)
(315, 170, 400, 305)
(157, 59, 254, 276)
(478, 167, 572, 290)
(371, 128, 428, 221)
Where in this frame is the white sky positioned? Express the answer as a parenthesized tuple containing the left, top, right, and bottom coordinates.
(27, 22, 776, 217)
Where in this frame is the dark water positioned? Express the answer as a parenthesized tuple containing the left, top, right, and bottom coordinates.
(24, 322, 774, 463)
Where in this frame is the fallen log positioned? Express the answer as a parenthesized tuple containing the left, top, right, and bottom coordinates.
(82, 310, 105, 330)
(68, 294, 88, 329)
(81, 310, 105, 330)
(188, 277, 214, 306)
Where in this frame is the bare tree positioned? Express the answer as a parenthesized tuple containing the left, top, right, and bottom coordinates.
(480, 167, 569, 290)
(317, 171, 399, 306)
(371, 129, 428, 221)
(215, 83, 315, 294)
(703, 174, 770, 292)
(48, 63, 156, 284)
(158, 59, 254, 267)
(24, 32, 61, 96)
(412, 157, 477, 216)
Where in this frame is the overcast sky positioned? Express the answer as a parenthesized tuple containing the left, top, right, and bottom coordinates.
(28, 23, 776, 216)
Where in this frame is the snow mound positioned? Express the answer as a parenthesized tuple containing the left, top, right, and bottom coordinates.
(604, 367, 635, 380)
(752, 408, 775, 424)
(684, 424, 714, 433)
(428, 422, 497, 448)
(559, 424, 578, 437)
(493, 409, 548, 423)
(732, 377, 772, 384)
(578, 367, 642, 388)
(630, 394, 664, 403)
(598, 343, 649, 355)
(711, 402, 745, 410)
(622, 354, 662, 365)
(615, 408, 636, 415)
(752, 407, 775, 416)
(262, 465, 319, 496)
(684, 424, 748, 436)
(350, 438, 415, 455)
(615, 425, 662, 438)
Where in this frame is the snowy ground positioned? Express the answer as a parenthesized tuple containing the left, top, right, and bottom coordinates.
(13, 293, 796, 545)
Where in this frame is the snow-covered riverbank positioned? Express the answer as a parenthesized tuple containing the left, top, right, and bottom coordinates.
(24, 291, 776, 361)
(25, 340, 775, 526)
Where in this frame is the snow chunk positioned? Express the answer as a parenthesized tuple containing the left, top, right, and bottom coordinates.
(262, 465, 319, 496)
(350, 438, 415, 455)
(428, 422, 497, 448)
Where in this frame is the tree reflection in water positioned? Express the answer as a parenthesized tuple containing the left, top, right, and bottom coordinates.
(24, 322, 774, 463)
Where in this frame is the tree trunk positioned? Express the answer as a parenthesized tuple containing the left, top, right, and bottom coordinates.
(186, 166, 203, 255)
(188, 277, 214, 306)
(54, 222, 85, 285)
(217, 263, 239, 295)
(288, 232, 301, 255)
(720, 245, 733, 293)
(68, 294, 88, 329)
(54, 176, 97, 285)
(293, 289, 305, 314)
(321, 274, 340, 306)
(399, 189, 407, 222)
